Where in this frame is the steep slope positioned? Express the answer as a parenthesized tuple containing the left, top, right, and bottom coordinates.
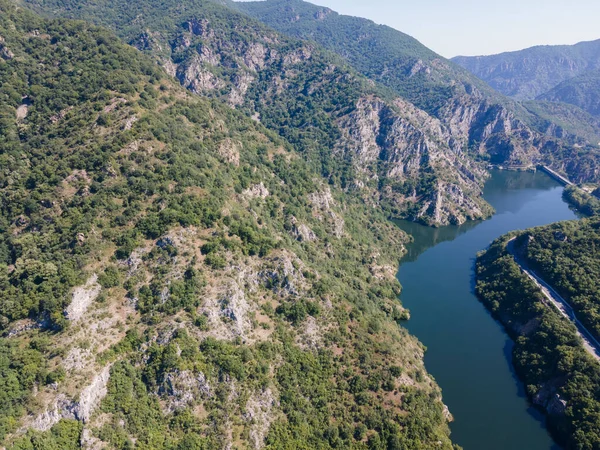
(537, 69, 600, 117)
(0, 1, 454, 448)
(453, 39, 600, 100)
(476, 224, 600, 450)
(22, 0, 500, 226)
(233, 0, 600, 181)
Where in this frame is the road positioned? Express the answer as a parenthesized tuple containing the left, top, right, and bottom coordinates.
(507, 238, 600, 362)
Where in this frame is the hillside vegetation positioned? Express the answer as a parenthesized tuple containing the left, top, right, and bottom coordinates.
(234, 0, 600, 181)
(476, 228, 600, 450)
(453, 39, 600, 100)
(538, 69, 600, 117)
(24, 0, 600, 222)
(0, 1, 456, 448)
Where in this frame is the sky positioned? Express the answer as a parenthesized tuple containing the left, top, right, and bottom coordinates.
(249, 0, 600, 58)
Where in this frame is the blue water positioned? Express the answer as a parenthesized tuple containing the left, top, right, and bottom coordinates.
(397, 171, 578, 450)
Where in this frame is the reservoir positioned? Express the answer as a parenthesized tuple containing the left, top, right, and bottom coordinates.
(396, 170, 578, 450)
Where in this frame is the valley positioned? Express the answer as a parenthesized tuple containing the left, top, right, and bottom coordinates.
(1, 0, 600, 449)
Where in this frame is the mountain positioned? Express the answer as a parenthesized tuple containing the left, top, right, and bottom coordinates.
(0, 0, 455, 447)
(22, 0, 500, 226)
(452, 39, 600, 101)
(232, 0, 600, 180)
(537, 69, 600, 117)
(23, 0, 600, 220)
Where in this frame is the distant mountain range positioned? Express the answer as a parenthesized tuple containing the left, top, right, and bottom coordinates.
(453, 40, 600, 117)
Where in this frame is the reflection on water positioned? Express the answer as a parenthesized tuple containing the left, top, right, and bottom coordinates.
(396, 170, 575, 450)
(395, 219, 481, 263)
(484, 170, 560, 215)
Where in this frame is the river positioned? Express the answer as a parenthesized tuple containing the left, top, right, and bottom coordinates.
(396, 170, 578, 450)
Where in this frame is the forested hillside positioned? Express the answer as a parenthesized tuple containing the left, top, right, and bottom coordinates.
(521, 220, 600, 340)
(234, 0, 600, 179)
(23, 0, 600, 221)
(476, 228, 600, 449)
(537, 69, 600, 117)
(453, 39, 600, 100)
(0, 1, 456, 448)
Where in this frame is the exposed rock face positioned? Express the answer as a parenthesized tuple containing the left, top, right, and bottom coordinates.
(65, 274, 101, 322)
(63, 347, 93, 371)
(29, 394, 78, 432)
(177, 57, 225, 94)
(201, 280, 255, 341)
(290, 217, 317, 242)
(28, 364, 111, 431)
(243, 43, 268, 71)
(336, 96, 490, 225)
(159, 370, 211, 413)
(76, 365, 111, 423)
(533, 381, 569, 417)
(243, 182, 270, 199)
(0, 35, 14, 60)
(259, 251, 307, 297)
(229, 72, 255, 107)
(218, 138, 241, 166)
(244, 388, 278, 449)
(80, 428, 105, 450)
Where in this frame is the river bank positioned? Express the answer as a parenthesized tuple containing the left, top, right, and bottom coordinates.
(396, 170, 575, 450)
(476, 229, 600, 450)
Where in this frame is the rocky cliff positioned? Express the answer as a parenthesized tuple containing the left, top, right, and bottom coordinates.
(235, 0, 600, 182)
(0, 1, 454, 447)
(24, 0, 502, 225)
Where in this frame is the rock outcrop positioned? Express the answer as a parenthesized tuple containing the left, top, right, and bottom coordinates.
(65, 274, 101, 322)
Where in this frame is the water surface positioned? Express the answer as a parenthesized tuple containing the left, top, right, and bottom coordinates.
(397, 170, 577, 450)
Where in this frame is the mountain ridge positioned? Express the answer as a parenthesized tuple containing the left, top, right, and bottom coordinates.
(452, 38, 600, 101)
(0, 0, 456, 447)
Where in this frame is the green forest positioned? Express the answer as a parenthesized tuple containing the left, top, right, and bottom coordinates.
(0, 0, 456, 448)
(476, 228, 600, 450)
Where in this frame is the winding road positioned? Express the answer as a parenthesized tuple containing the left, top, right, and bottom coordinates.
(507, 238, 600, 362)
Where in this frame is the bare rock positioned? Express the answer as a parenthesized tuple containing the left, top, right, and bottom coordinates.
(243, 182, 270, 200)
(290, 217, 317, 242)
(178, 57, 225, 94)
(308, 188, 336, 211)
(65, 274, 101, 322)
(196, 43, 220, 66)
(123, 115, 138, 131)
(63, 347, 93, 372)
(245, 388, 278, 449)
(201, 280, 255, 341)
(259, 251, 306, 297)
(283, 47, 312, 66)
(229, 72, 255, 107)
(29, 394, 77, 432)
(159, 370, 211, 413)
(81, 428, 106, 450)
(76, 365, 111, 423)
(218, 138, 241, 166)
(15, 104, 28, 121)
(0, 35, 14, 60)
(244, 43, 268, 71)
(186, 18, 213, 38)
(547, 394, 567, 416)
(314, 8, 332, 20)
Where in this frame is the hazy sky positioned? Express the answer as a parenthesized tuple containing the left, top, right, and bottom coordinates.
(260, 0, 600, 58)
